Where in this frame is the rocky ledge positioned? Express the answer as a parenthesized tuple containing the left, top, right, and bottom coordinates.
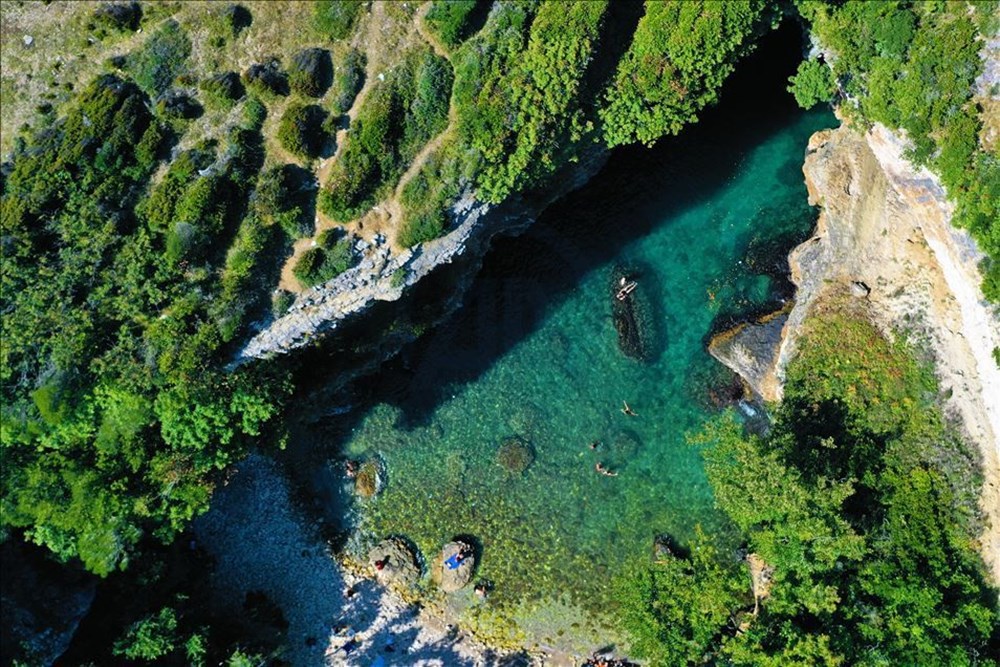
(712, 122, 1000, 582)
(238, 149, 609, 363)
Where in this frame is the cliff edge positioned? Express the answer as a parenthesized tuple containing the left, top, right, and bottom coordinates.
(714, 122, 1000, 581)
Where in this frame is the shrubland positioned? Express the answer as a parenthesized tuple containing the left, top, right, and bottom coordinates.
(619, 306, 998, 664)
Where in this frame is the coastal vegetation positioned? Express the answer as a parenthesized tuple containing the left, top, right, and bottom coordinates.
(620, 306, 998, 664)
(1, 0, 997, 663)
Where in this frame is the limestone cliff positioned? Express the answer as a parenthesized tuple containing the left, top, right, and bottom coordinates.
(714, 122, 1000, 581)
(237, 148, 608, 363)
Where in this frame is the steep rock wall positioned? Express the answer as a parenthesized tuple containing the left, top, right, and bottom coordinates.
(238, 148, 609, 363)
(715, 122, 1000, 581)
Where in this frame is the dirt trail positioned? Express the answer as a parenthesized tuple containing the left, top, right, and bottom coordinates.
(280, 1, 462, 292)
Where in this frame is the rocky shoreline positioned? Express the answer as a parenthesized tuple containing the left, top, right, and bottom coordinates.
(711, 122, 1000, 584)
(238, 147, 610, 364)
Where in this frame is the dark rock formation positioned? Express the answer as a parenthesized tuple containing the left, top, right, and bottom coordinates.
(496, 436, 534, 474)
(610, 265, 655, 362)
(1, 540, 97, 666)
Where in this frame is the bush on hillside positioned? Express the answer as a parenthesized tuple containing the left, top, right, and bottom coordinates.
(289, 47, 334, 98)
(314, 0, 364, 41)
(127, 19, 191, 96)
(277, 103, 328, 159)
(200, 71, 245, 110)
(243, 58, 289, 97)
(788, 59, 835, 109)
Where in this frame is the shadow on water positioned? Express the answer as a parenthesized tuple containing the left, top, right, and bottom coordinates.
(328, 21, 819, 433)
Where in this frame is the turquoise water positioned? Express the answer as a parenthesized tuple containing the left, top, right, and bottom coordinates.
(301, 32, 837, 650)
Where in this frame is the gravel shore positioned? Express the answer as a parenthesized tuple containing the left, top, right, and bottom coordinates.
(193, 454, 528, 666)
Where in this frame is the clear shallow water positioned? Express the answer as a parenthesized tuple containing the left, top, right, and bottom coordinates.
(305, 30, 837, 650)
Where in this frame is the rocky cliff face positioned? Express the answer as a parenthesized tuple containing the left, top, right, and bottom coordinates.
(713, 122, 1000, 582)
(237, 148, 609, 364)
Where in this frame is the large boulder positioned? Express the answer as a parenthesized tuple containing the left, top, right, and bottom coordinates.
(433, 541, 475, 593)
(368, 538, 420, 589)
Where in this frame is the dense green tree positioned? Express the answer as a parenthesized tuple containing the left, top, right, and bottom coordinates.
(621, 309, 998, 663)
(787, 59, 834, 109)
(600, 0, 772, 147)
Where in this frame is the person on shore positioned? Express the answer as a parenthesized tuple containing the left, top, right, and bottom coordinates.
(375, 557, 388, 571)
(445, 545, 470, 570)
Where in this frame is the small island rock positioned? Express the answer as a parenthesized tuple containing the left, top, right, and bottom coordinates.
(433, 541, 476, 593)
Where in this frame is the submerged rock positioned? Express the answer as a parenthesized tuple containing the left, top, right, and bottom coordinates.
(433, 541, 476, 593)
(610, 266, 656, 362)
(496, 436, 534, 474)
(368, 537, 421, 589)
(354, 459, 382, 498)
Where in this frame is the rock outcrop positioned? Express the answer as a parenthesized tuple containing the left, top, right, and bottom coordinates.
(238, 148, 609, 363)
(714, 122, 1000, 582)
(433, 541, 475, 593)
(369, 537, 421, 589)
(708, 306, 790, 402)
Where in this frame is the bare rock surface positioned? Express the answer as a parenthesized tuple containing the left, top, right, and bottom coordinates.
(433, 541, 476, 593)
(708, 308, 789, 401)
(369, 537, 421, 589)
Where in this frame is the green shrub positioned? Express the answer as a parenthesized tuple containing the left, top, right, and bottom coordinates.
(787, 58, 835, 109)
(113, 607, 179, 660)
(331, 47, 366, 114)
(255, 164, 313, 238)
(277, 103, 328, 159)
(291, 234, 356, 287)
(314, 0, 364, 41)
(241, 96, 267, 130)
(156, 91, 202, 120)
(127, 19, 191, 96)
(272, 289, 295, 317)
(207, 3, 252, 45)
(243, 58, 289, 97)
(288, 47, 333, 97)
(200, 71, 245, 110)
(90, 2, 142, 35)
(424, 0, 485, 49)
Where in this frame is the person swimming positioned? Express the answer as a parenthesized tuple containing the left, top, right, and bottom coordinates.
(595, 462, 619, 477)
(621, 401, 638, 417)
